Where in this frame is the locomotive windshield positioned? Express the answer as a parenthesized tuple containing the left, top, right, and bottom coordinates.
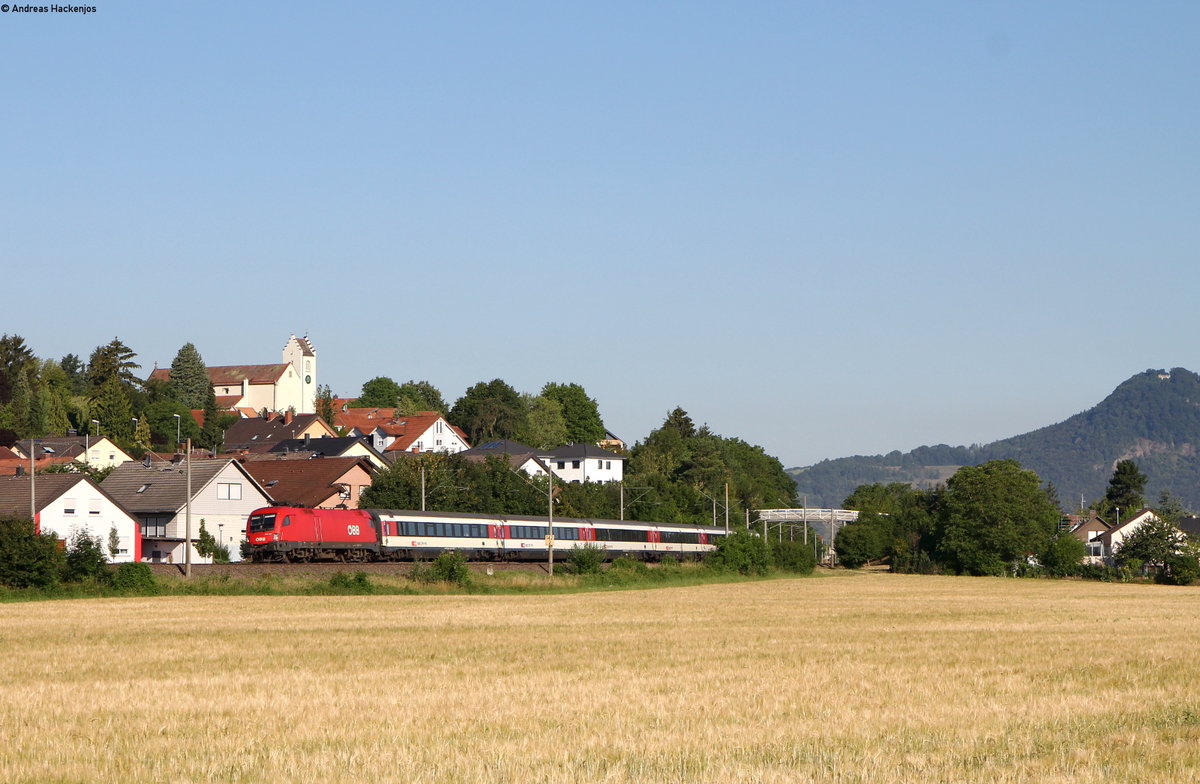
(248, 513, 277, 533)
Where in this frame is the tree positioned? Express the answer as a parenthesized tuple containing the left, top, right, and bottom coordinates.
(1038, 533, 1087, 577)
(87, 338, 140, 394)
(92, 375, 135, 442)
(540, 382, 605, 444)
(0, 334, 35, 405)
(935, 460, 1060, 576)
(1113, 516, 1183, 570)
(63, 530, 110, 583)
(396, 380, 448, 415)
(835, 523, 885, 568)
(315, 384, 338, 429)
(142, 397, 200, 449)
(9, 368, 33, 438)
(516, 394, 568, 450)
(0, 515, 63, 588)
(354, 377, 402, 408)
(1103, 460, 1147, 518)
(195, 520, 218, 559)
(108, 525, 121, 560)
(707, 529, 768, 576)
(132, 415, 153, 454)
(448, 379, 526, 444)
(662, 407, 696, 438)
(60, 353, 88, 396)
(167, 343, 211, 409)
(197, 387, 234, 450)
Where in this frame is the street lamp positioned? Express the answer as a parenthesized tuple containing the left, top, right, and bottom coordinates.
(218, 522, 224, 563)
(172, 413, 181, 451)
(89, 420, 100, 464)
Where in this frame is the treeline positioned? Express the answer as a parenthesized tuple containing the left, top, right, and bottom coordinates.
(793, 368, 1200, 510)
(362, 407, 798, 529)
(833, 457, 1200, 582)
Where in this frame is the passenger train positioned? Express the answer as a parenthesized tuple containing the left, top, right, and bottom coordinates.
(245, 506, 727, 563)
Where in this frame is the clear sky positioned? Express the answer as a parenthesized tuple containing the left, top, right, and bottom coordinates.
(3, 2, 1198, 469)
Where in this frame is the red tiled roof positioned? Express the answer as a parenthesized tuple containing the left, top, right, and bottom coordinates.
(334, 407, 400, 431)
(149, 364, 291, 386)
(0, 457, 79, 476)
(241, 456, 373, 508)
(379, 412, 463, 452)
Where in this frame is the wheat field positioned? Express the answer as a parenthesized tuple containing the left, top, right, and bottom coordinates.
(2, 572, 1199, 783)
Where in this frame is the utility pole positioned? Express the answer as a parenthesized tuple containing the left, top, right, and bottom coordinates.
(185, 438, 192, 579)
(546, 464, 554, 577)
(420, 464, 426, 511)
(29, 439, 37, 524)
(724, 482, 729, 533)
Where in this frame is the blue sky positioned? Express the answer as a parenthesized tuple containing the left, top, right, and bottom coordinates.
(3, 2, 1198, 469)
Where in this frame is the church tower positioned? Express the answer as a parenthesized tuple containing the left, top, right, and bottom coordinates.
(282, 334, 317, 414)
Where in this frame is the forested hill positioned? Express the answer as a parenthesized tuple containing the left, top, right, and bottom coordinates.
(789, 368, 1200, 510)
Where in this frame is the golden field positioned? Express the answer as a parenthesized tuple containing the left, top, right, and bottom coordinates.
(2, 571, 1199, 783)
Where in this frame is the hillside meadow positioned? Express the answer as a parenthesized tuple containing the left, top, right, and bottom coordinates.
(2, 572, 1198, 783)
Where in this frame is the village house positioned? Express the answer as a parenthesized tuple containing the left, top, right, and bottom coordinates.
(11, 435, 133, 470)
(265, 435, 391, 470)
(222, 410, 337, 452)
(336, 408, 470, 455)
(240, 456, 375, 509)
(0, 473, 142, 562)
(102, 457, 272, 563)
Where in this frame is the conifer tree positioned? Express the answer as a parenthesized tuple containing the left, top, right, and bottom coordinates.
(87, 338, 140, 395)
(9, 370, 32, 438)
(167, 343, 210, 409)
(93, 375, 134, 441)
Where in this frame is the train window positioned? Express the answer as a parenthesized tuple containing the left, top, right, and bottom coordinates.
(248, 513, 276, 533)
(283, 516, 292, 527)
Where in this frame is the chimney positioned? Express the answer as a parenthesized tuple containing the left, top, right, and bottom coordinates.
(284, 410, 294, 426)
(15, 465, 24, 477)
(303, 433, 311, 448)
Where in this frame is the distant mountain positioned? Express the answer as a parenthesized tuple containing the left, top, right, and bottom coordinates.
(789, 368, 1200, 510)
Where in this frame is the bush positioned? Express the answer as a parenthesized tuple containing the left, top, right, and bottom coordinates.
(328, 571, 374, 593)
(609, 556, 649, 576)
(771, 538, 817, 574)
(1038, 534, 1087, 577)
(834, 523, 884, 569)
(63, 530, 111, 583)
(413, 551, 470, 585)
(1158, 552, 1200, 586)
(111, 563, 157, 592)
(707, 529, 768, 576)
(564, 542, 606, 575)
(0, 516, 63, 589)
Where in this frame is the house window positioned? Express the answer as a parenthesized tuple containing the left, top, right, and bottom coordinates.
(572, 460, 580, 469)
(606, 461, 612, 470)
(64, 498, 76, 515)
(141, 516, 170, 538)
(217, 483, 243, 500)
(89, 500, 101, 515)
(108, 453, 115, 461)
(557, 461, 565, 470)
(597, 460, 603, 469)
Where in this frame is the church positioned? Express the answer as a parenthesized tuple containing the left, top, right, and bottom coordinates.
(150, 335, 318, 415)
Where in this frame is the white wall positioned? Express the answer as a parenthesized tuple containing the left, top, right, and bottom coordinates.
(39, 484, 140, 563)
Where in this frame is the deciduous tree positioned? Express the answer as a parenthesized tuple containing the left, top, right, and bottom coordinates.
(540, 382, 605, 444)
(935, 459, 1060, 576)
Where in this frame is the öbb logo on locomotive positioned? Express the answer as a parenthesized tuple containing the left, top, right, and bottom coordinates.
(246, 506, 726, 563)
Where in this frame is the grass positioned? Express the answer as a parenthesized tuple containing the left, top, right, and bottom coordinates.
(1, 572, 1198, 782)
(0, 559, 769, 601)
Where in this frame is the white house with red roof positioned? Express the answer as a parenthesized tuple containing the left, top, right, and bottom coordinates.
(149, 335, 318, 415)
(0, 473, 143, 562)
(337, 409, 470, 455)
